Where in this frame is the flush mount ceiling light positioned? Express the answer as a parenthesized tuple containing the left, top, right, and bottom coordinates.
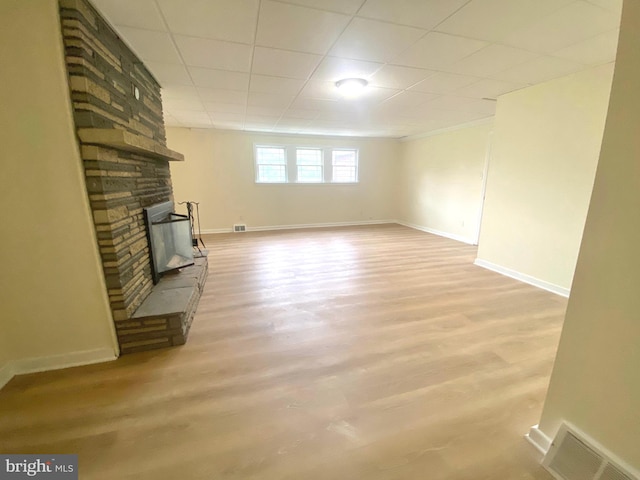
(335, 78, 368, 98)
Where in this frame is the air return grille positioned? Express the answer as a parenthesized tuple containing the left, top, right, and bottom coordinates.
(547, 431, 602, 479)
(543, 424, 637, 480)
(233, 224, 246, 232)
(600, 464, 634, 480)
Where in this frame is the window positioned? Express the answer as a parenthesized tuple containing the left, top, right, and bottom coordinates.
(296, 148, 323, 183)
(332, 149, 358, 183)
(254, 144, 358, 184)
(255, 146, 286, 183)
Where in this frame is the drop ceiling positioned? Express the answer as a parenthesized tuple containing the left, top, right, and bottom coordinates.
(91, 0, 622, 138)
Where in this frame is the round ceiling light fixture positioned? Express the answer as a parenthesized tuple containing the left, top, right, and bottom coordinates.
(335, 78, 368, 98)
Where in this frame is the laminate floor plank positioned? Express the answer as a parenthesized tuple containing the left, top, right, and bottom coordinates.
(0, 224, 565, 479)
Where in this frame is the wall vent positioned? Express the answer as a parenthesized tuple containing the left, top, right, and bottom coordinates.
(543, 424, 637, 480)
(233, 224, 246, 232)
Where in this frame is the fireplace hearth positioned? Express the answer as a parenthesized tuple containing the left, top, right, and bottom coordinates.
(59, 0, 208, 354)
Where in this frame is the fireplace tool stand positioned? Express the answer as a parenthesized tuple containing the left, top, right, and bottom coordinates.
(179, 201, 208, 258)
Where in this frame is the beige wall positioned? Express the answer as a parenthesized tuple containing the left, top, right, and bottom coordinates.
(0, 0, 117, 383)
(476, 63, 614, 292)
(0, 335, 11, 377)
(167, 128, 399, 230)
(397, 122, 492, 244)
(538, 1, 638, 471)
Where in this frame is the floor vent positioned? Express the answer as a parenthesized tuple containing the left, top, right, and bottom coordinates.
(233, 224, 246, 232)
(543, 424, 637, 480)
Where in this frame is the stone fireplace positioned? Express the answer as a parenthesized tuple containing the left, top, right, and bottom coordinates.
(59, 0, 207, 354)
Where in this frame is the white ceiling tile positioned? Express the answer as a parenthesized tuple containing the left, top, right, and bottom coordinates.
(249, 75, 306, 95)
(454, 78, 527, 99)
(208, 112, 245, 123)
(245, 115, 280, 125)
(163, 98, 205, 111)
(197, 87, 248, 104)
(274, 0, 365, 14)
(552, 29, 620, 65)
(298, 80, 338, 100)
(502, 1, 621, 54)
(247, 92, 295, 108)
(314, 107, 374, 122)
(583, 0, 623, 13)
(157, 0, 259, 44)
(213, 121, 244, 130)
(161, 85, 200, 100)
(389, 107, 443, 122)
(368, 65, 436, 89)
(188, 67, 250, 90)
(394, 32, 487, 69)
(92, 0, 166, 31)
(181, 120, 215, 128)
(204, 102, 246, 114)
(424, 96, 497, 114)
(103, 0, 619, 137)
(290, 97, 340, 111)
(443, 44, 540, 77)
(277, 118, 313, 128)
(145, 62, 192, 86)
(379, 90, 440, 110)
(358, 0, 471, 30)
(299, 80, 398, 104)
(283, 108, 321, 119)
(174, 35, 253, 71)
(256, 1, 351, 54)
(410, 72, 481, 94)
(404, 117, 452, 131)
(490, 55, 585, 84)
(330, 18, 426, 63)
(246, 105, 287, 116)
(171, 110, 213, 124)
(116, 27, 182, 64)
(421, 110, 491, 128)
(311, 57, 383, 82)
(252, 47, 322, 79)
(435, 0, 574, 43)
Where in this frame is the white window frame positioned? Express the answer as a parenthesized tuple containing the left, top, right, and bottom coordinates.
(253, 143, 359, 185)
(255, 145, 288, 183)
(331, 149, 359, 183)
(295, 147, 324, 183)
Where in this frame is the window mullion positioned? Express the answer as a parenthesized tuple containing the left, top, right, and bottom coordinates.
(324, 148, 331, 183)
(287, 146, 295, 183)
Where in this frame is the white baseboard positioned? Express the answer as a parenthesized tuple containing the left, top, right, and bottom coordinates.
(0, 348, 117, 390)
(201, 219, 395, 234)
(474, 258, 570, 297)
(396, 220, 476, 245)
(201, 220, 477, 246)
(526, 424, 553, 455)
(200, 227, 234, 234)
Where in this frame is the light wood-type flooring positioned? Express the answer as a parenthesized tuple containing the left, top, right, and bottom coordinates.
(0, 224, 566, 479)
